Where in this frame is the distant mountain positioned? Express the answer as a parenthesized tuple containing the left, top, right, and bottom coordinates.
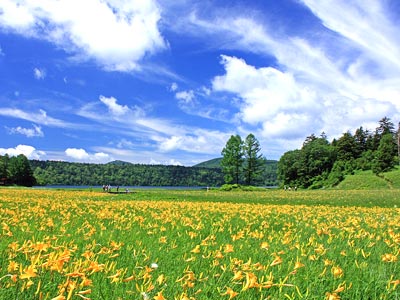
(194, 158, 222, 168)
(194, 157, 279, 168)
(106, 160, 133, 166)
(194, 158, 279, 186)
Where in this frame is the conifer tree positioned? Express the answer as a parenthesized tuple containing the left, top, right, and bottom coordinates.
(221, 135, 244, 184)
(243, 133, 265, 185)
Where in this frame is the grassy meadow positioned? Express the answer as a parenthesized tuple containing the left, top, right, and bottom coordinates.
(0, 187, 399, 300)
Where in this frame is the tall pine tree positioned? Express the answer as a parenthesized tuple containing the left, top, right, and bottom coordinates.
(243, 133, 265, 185)
(221, 135, 244, 184)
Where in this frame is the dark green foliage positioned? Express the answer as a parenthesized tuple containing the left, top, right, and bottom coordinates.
(220, 134, 270, 186)
(277, 150, 301, 187)
(193, 158, 222, 168)
(220, 135, 244, 184)
(279, 135, 335, 188)
(195, 157, 278, 186)
(372, 133, 397, 174)
(0, 154, 8, 179)
(278, 116, 399, 189)
(335, 131, 358, 161)
(30, 160, 224, 186)
(0, 154, 36, 186)
(243, 133, 266, 186)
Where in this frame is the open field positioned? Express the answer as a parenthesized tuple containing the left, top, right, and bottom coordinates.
(0, 188, 399, 299)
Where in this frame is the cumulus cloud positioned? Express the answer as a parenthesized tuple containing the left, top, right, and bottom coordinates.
(0, 145, 46, 159)
(6, 124, 44, 137)
(0, 0, 166, 71)
(212, 55, 321, 136)
(100, 95, 130, 116)
(33, 67, 46, 80)
(181, 2, 400, 147)
(65, 148, 111, 162)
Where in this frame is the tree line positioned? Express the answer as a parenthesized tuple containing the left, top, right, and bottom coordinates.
(30, 160, 225, 187)
(0, 153, 277, 187)
(278, 117, 400, 189)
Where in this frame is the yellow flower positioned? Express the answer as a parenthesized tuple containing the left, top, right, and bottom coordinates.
(381, 253, 397, 262)
(326, 292, 341, 300)
(20, 265, 37, 280)
(153, 291, 166, 300)
(270, 255, 282, 266)
(214, 250, 224, 259)
(242, 272, 258, 290)
(190, 245, 201, 253)
(331, 266, 343, 278)
(260, 242, 269, 250)
(8, 261, 19, 272)
(224, 244, 234, 253)
(294, 261, 304, 270)
(232, 270, 243, 281)
(221, 287, 238, 299)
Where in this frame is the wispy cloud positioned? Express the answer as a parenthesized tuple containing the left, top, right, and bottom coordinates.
(176, 1, 400, 149)
(0, 108, 74, 128)
(6, 124, 44, 138)
(79, 95, 230, 155)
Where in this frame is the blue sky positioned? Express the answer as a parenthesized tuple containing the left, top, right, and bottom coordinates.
(1, 0, 399, 166)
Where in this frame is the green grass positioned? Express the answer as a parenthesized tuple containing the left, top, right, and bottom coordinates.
(383, 166, 400, 189)
(336, 170, 390, 190)
(0, 188, 399, 300)
(336, 167, 400, 190)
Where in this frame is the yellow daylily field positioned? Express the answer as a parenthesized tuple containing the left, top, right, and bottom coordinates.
(0, 188, 399, 299)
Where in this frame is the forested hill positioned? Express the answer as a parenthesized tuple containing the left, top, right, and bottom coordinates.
(30, 160, 224, 186)
(194, 158, 278, 186)
(30, 158, 279, 186)
(193, 158, 222, 168)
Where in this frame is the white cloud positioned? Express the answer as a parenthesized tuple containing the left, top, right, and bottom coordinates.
(65, 148, 111, 162)
(149, 158, 182, 166)
(65, 148, 89, 160)
(0, 0, 166, 71)
(157, 129, 230, 154)
(6, 124, 44, 137)
(179, 3, 400, 151)
(100, 95, 130, 116)
(0, 108, 75, 128)
(116, 139, 135, 149)
(175, 90, 195, 104)
(0, 145, 46, 159)
(212, 55, 321, 135)
(301, 0, 400, 72)
(33, 67, 46, 80)
(170, 82, 178, 91)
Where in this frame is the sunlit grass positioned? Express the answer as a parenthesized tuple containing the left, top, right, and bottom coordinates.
(0, 188, 399, 299)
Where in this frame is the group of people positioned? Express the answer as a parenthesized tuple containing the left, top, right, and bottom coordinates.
(284, 185, 297, 191)
(102, 185, 120, 192)
(102, 185, 131, 193)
